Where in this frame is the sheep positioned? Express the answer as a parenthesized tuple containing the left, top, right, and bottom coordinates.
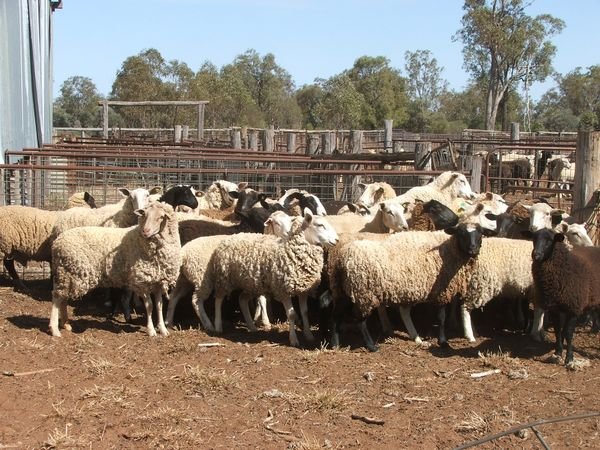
(156, 185, 199, 211)
(166, 210, 338, 336)
(277, 189, 327, 216)
(382, 171, 476, 221)
(326, 228, 482, 351)
(176, 180, 241, 214)
(335, 181, 396, 215)
(527, 228, 600, 365)
(49, 201, 181, 338)
(546, 155, 574, 191)
(324, 205, 400, 234)
(51, 187, 152, 239)
(65, 191, 97, 209)
(210, 210, 337, 347)
(178, 215, 244, 245)
(0, 206, 60, 290)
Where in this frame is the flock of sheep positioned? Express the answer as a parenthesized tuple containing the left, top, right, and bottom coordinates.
(1, 169, 598, 368)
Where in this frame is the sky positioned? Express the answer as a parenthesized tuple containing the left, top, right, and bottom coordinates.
(52, 0, 600, 102)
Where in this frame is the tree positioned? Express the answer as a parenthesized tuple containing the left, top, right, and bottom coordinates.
(346, 56, 409, 129)
(317, 75, 365, 129)
(454, 0, 564, 130)
(295, 84, 324, 129)
(53, 76, 102, 127)
(404, 50, 449, 113)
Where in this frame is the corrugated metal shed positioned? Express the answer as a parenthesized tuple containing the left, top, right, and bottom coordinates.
(0, 0, 57, 163)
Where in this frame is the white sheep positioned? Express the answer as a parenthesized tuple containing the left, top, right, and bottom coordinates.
(51, 187, 152, 239)
(49, 201, 181, 338)
(336, 182, 397, 214)
(382, 171, 476, 221)
(65, 191, 97, 209)
(210, 210, 337, 347)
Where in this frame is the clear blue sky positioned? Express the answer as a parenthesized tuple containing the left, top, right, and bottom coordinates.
(52, 0, 600, 102)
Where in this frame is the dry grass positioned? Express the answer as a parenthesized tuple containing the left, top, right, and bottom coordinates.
(178, 365, 241, 396)
(287, 388, 350, 413)
(84, 356, 117, 376)
(74, 333, 104, 354)
(44, 399, 85, 421)
(455, 411, 490, 434)
(20, 335, 51, 350)
(80, 384, 140, 410)
(289, 430, 336, 450)
(42, 424, 89, 449)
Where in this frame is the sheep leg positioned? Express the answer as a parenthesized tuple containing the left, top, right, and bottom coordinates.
(279, 297, 300, 347)
(564, 313, 578, 365)
(398, 305, 422, 344)
(358, 319, 378, 352)
(4, 258, 26, 291)
(530, 307, 546, 342)
(437, 306, 448, 347)
(166, 278, 185, 328)
(256, 295, 271, 330)
(377, 306, 393, 336)
(238, 293, 258, 332)
(49, 293, 65, 337)
(142, 294, 157, 337)
(551, 310, 567, 359)
(191, 290, 215, 332)
(119, 290, 133, 323)
(298, 294, 315, 342)
(214, 293, 225, 333)
(60, 300, 71, 332)
(461, 304, 476, 342)
(153, 288, 169, 337)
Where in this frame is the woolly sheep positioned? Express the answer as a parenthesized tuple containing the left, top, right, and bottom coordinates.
(210, 210, 337, 347)
(65, 192, 97, 209)
(49, 201, 181, 338)
(0, 206, 59, 289)
(382, 171, 476, 221)
(277, 189, 327, 216)
(336, 182, 396, 215)
(528, 228, 600, 365)
(51, 187, 152, 239)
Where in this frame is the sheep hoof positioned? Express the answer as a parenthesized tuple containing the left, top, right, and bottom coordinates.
(50, 329, 62, 337)
(290, 337, 300, 348)
(366, 344, 379, 353)
(159, 327, 170, 337)
(147, 328, 157, 337)
(262, 324, 272, 331)
(304, 331, 316, 343)
(439, 341, 451, 350)
(414, 336, 423, 345)
(63, 323, 72, 332)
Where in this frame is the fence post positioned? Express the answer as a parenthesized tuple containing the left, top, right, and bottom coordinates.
(174, 125, 182, 143)
(574, 131, 600, 222)
(232, 129, 242, 149)
(471, 155, 483, 193)
(249, 130, 258, 151)
(322, 131, 334, 154)
(263, 126, 275, 152)
(307, 133, 320, 155)
(197, 104, 205, 140)
(511, 122, 520, 141)
(287, 132, 296, 153)
(384, 119, 393, 152)
(414, 140, 432, 186)
(351, 130, 363, 154)
(102, 100, 109, 139)
(182, 125, 189, 140)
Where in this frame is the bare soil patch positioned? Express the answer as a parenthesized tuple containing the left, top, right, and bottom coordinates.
(1, 277, 599, 449)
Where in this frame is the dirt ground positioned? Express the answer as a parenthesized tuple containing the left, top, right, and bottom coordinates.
(1, 275, 600, 450)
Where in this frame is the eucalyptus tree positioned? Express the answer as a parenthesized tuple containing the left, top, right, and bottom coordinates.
(454, 0, 564, 130)
(53, 76, 102, 127)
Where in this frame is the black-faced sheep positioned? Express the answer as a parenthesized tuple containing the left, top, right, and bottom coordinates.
(527, 228, 600, 366)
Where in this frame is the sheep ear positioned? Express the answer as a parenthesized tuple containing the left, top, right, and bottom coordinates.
(522, 204, 532, 211)
(451, 173, 459, 179)
(195, 191, 205, 198)
(134, 208, 145, 217)
(229, 191, 240, 199)
(357, 183, 367, 190)
(264, 218, 273, 227)
(118, 188, 130, 197)
(559, 222, 569, 233)
(485, 213, 498, 221)
(376, 187, 384, 195)
(303, 208, 314, 222)
(485, 192, 493, 200)
(444, 226, 458, 235)
(482, 227, 497, 237)
(554, 233, 565, 243)
(237, 182, 248, 190)
(84, 192, 91, 202)
(474, 203, 484, 213)
(402, 202, 410, 213)
(149, 186, 163, 195)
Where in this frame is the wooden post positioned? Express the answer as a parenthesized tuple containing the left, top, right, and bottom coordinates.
(287, 133, 296, 153)
(470, 155, 483, 193)
(249, 131, 258, 151)
(574, 131, 600, 222)
(384, 119, 393, 152)
(232, 129, 242, 149)
(322, 132, 334, 154)
(102, 100, 109, 139)
(414, 141, 432, 186)
(263, 126, 275, 152)
(510, 122, 520, 141)
(182, 125, 189, 140)
(307, 133, 320, 155)
(197, 104, 205, 140)
(351, 130, 363, 154)
(241, 126, 248, 149)
(174, 125, 182, 143)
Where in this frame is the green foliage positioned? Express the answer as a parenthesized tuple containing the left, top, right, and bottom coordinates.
(53, 76, 102, 127)
(454, 0, 564, 129)
(404, 50, 449, 113)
